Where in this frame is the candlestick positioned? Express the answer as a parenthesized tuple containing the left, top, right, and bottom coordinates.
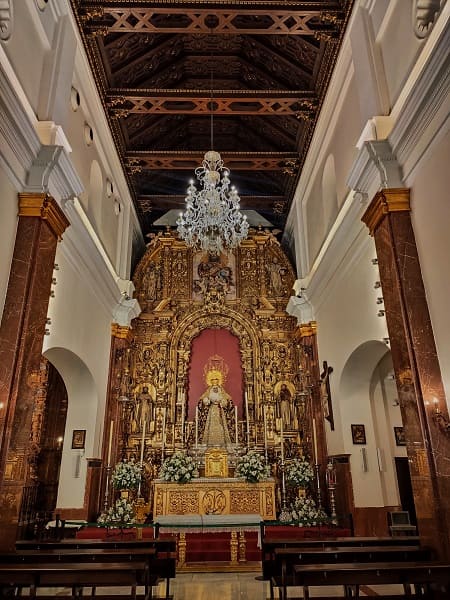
(244, 391, 250, 444)
(161, 408, 166, 460)
(181, 392, 185, 442)
(195, 406, 199, 448)
(280, 418, 284, 462)
(139, 420, 146, 464)
(312, 418, 318, 463)
(107, 420, 114, 466)
(263, 405, 268, 462)
(235, 405, 238, 444)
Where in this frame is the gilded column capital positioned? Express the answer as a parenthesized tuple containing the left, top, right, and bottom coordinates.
(18, 193, 70, 240)
(295, 321, 317, 338)
(111, 323, 131, 339)
(362, 188, 410, 236)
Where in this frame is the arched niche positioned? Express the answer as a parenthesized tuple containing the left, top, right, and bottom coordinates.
(170, 303, 262, 419)
(43, 347, 98, 510)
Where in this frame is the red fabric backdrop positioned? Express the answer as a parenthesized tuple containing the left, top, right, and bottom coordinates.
(188, 329, 243, 419)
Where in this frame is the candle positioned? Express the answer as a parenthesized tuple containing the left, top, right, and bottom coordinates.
(235, 405, 238, 444)
(107, 420, 113, 466)
(195, 406, 199, 448)
(280, 418, 284, 462)
(140, 420, 146, 464)
(312, 417, 318, 464)
(161, 408, 166, 460)
(244, 391, 250, 444)
(181, 392, 185, 441)
(263, 405, 268, 461)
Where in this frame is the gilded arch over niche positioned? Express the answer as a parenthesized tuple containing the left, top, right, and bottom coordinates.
(169, 302, 262, 418)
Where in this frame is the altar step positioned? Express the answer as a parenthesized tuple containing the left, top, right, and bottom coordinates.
(179, 531, 261, 571)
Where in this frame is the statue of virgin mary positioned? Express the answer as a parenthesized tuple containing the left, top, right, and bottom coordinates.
(198, 369, 234, 447)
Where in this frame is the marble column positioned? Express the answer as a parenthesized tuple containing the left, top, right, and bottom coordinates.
(362, 188, 450, 559)
(0, 193, 69, 550)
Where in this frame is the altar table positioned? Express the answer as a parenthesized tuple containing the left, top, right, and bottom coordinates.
(154, 514, 263, 567)
(152, 477, 276, 520)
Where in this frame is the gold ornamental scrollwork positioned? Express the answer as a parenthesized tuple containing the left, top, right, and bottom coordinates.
(168, 491, 199, 514)
(230, 490, 260, 514)
(202, 489, 227, 515)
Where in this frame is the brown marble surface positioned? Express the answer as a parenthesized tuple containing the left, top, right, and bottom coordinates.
(0, 206, 61, 550)
(370, 196, 450, 559)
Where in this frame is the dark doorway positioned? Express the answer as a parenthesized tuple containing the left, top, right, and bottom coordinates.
(395, 457, 417, 525)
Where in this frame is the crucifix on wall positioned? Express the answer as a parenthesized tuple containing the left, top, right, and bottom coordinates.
(320, 361, 334, 431)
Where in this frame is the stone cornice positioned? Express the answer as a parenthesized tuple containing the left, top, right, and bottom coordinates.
(361, 188, 411, 236)
(18, 193, 70, 240)
(347, 139, 403, 197)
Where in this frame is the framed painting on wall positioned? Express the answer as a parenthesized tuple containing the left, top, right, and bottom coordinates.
(71, 429, 86, 450)
(351, 424, 366, 445)
(394, 426, 406, 446)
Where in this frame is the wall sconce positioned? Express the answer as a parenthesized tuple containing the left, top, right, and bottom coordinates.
(361, 447, 368, 472)
(56, 436, 63, 450)
(374, 281, 382, 289)
(371, 258, 378, 265)
(376, 297, 384, 304)
(431, 398, 450, 433)
(377, 310, 385, 317)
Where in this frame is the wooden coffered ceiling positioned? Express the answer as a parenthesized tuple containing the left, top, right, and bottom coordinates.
(71, 1, 354, 239)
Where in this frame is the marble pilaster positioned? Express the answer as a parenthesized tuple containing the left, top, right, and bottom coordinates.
(0, 193, 69, 550)
(362, 188, 450, 559)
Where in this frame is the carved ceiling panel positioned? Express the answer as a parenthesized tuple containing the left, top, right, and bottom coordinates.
(72, 0, 354, 245)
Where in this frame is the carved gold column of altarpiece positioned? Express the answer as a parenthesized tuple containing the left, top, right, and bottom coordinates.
(106, 229, 325, 507)
(362, 189, 450, 560)
(0, 193, 69, 551)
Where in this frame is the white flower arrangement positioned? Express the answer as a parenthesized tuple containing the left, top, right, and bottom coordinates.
(97, 498, 135, 526)
(235, 450, 271, 483)
(285, 457, 314, 488)
(290, 497, 329, 527)
(159, 451, 199, 483)
(111, 458, 142, 490)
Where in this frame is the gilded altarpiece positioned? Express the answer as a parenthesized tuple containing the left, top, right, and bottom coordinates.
(107, 229, 318, 511)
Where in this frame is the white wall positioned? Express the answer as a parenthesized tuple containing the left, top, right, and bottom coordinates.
(287, 1, 448, 512)
(410, 131, 450, 404)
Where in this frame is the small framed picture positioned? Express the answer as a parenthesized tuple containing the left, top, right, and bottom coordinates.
(351, 424, 366, 445)
(71, 429, 86, 450)
(394, 426, 406, 446)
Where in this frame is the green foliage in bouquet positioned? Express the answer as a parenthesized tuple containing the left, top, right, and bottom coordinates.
(97, 498, 135, 527)
(285, 457, 314, 488)
(290, 497, 330, 526)
(111, 458, 141, 490)
(235, 450, 271, 483)
(159, 451, 199, 483)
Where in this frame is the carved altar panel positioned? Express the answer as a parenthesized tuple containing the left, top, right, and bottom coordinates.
(153, 479, 276, 519)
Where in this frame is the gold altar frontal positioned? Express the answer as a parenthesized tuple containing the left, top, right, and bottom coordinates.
(153, 478, 276, 519)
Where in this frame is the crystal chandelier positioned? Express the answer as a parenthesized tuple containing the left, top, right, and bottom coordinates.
(177, 150, 249, 255)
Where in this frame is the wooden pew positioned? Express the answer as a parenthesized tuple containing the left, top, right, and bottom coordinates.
(271, 546, 432, 600)
(0, 561, 149, 599)
(293, 561, 450, 599)
(12, 537, 177, 599)
(261, 536, 422, 592)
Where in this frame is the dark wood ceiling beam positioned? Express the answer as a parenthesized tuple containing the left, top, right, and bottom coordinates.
(107, 89, 316, 115)
(84, 8, 340, 36)
(126, 151, 299, 171)
(137, 194, 285, 206)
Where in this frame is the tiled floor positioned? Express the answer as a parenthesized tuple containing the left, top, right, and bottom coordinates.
(41, 572, 406, 598)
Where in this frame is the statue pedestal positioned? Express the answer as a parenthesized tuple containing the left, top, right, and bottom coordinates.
(153, 477, 276, 519)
